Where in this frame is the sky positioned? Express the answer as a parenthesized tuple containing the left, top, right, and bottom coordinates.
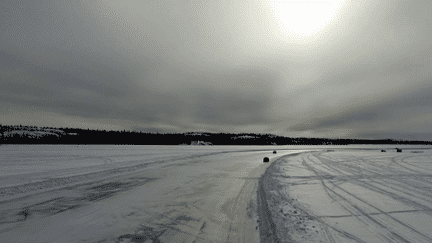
(1, 0, 432, 140)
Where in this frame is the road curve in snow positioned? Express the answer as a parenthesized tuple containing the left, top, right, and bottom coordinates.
(0, 145, 306, 242)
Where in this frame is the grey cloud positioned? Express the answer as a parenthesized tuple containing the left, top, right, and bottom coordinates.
(188, 90, 270, 126)
(0, 49, 176, 122)
(288, 109, 384, 132)
(287, 82, 432, 139)
(2, 0, 432, 140)
(1, 47, 278, 129)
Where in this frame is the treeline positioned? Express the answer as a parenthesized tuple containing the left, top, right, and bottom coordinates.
(1, 124, 431, 145)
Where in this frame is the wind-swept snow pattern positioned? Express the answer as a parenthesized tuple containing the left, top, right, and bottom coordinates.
(264, 148, 432, 242)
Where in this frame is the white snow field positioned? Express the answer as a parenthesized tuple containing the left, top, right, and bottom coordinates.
(264, 146, 432, 242)
(0, 145, 308, 242)
(0, 145, 431, 242)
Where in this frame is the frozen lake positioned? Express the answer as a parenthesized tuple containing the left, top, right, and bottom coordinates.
(264, 146, 432, 242)
(0, 145, 431, 242)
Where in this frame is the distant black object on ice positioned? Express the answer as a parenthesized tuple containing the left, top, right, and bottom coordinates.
(273, 150, 277, 154)
(381, 150, 386, 152)
(263, 157, 269, 163)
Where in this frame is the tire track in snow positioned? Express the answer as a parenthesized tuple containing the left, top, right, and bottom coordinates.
(0, 148, 279, 200)
(300, 155, 396, 243)
(225, 176, 258, 243)
(0, 177, 158, 225)
(316, 152, 432, 205)
(315, 152, 432, 215)
(90, 149, 283, 243)
(257, 166, 281, 243)
(308, 152, 432, 242)
(262, 153, 339, 243)
(269, 151, 430, 242)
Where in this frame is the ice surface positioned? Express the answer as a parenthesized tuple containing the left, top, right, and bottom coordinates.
(264, 146, 432, 242)
(1, 144, 432, 242)
(0, 144, 301, 242)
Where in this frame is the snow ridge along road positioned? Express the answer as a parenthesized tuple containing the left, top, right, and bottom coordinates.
(265, 149, 432, 243)
(0, 145, 306, 242)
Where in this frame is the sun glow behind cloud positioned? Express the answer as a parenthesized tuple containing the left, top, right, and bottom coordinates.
(2, 0, 432, 140)
(266, 0, 346, 41)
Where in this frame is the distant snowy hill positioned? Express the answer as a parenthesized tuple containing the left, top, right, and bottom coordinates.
(189, 140, 213, 146)
(3, 130, 61, 138)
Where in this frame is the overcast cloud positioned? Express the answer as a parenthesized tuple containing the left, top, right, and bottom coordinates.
(1, 0, 432, 140)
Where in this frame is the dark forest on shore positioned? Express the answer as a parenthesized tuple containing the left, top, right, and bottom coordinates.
(1, 124, 431, 145)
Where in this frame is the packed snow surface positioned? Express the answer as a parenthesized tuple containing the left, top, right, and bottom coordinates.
(264, 146, 432, 242)
(0, 145, 431, 242)
(0, 145, 304, 242)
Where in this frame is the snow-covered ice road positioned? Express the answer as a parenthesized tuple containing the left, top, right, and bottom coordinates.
(1, 145, 432, 242)
(264, 149, 432, 243)
(0, 145, 304, 242)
